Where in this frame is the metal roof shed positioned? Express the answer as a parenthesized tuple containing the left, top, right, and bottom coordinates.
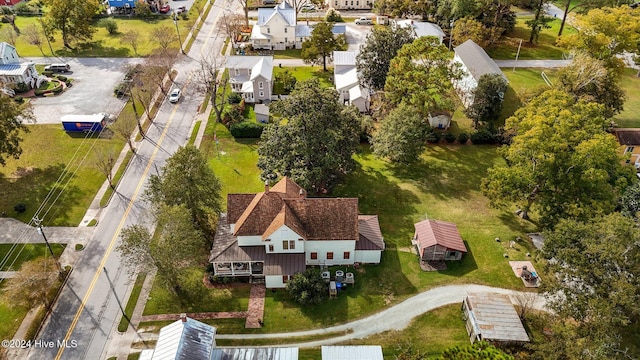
(321, 345, 384, 360)
(462, 293, 530, 345)
(210, 347, 299, 359)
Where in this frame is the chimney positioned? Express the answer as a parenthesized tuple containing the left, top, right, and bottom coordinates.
(180, 313, 187, 322)
(299, 189, 306, 199)
(265, 180, 269, 194)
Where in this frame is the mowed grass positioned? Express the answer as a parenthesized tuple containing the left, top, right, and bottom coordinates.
(13, 16, 191, 57)
(0, 243, 65, 271)
(487, 17, 575, 60)
(614, 68, 640, 128)
(273, 66, 335, 88)
(0, 125, 125, 226)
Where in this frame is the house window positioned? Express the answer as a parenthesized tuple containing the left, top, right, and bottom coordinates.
(259, 91, 264, 97)
(356, 0, 359, 4)
(284, 27, 288, 33)
(259, 81, 263, 89)
(265, 238, 271, 241)
(289, 240, 295, 249)
(284, 37, 288, 43)
(351, 0, 353, 4)
(626, 159, 631, 164)
(626, 146, 635, 153)
(267, 27, 270, 33)
(235, 69, 239, 76)
(269, 245, 274, 252)
(335, 0, 337, 4)
(311, 252, 318, 259)
(344, 0, 347, 4)
(447, 251, 457, 258)
(327, 252, 334, 259)
(282, 275, 290, 283)
(343, 251, 350, 259)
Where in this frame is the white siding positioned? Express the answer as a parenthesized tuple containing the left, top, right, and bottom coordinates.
(354, 249, 381, 264)
(237, 235, 263, 246)
(305, 240, 355, 266)
(266, 275, 287, 288)
(266, 225, 305, 253)
(327, 0, 373, 10)
(452, 54, 478, 108)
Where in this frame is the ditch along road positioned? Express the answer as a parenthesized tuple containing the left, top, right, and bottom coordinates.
(23, 0, 235, 359)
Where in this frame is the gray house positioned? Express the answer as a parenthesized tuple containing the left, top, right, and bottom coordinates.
(452, 40, 507, 108)
(462, 293, 530, 345)
(413, 219, 467, 262)
(226, 56, 273, 104)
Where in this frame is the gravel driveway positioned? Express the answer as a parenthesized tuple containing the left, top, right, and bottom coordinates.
(25, 58, 142, 124)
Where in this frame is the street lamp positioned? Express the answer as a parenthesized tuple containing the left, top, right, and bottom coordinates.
(173, 14, 186, 55)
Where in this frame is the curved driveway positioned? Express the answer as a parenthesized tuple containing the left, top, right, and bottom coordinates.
(213, 284, 547, 348)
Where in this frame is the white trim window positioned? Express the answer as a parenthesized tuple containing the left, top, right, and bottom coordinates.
(259, 81, 263, 89)
(259, 91, 264, 97)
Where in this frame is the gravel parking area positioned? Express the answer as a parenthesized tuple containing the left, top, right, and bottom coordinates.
(26, 58, 142, 124)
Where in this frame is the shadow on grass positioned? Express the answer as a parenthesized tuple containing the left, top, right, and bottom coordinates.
(0, 164, 83, 225)
(56, 41, 131, 57)
(439, 240, 478, 277)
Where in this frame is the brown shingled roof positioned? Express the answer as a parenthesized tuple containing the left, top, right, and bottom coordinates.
(233, 192, 286, 236)
(227, 194, 256, 224)
(262, 204, 307, 240)
(414, 219, 467, 256)
(615, 128, 640, 146)
(284, 198, 359, 240)
(269, 176, 304, 198)
(356, 215, 385, 250)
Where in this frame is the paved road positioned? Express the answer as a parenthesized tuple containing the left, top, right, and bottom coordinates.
(166, 284, 544, 348)
(23, 0, 233, 358)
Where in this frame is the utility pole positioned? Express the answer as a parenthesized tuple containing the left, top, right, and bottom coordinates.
(103, 267, 131, 328)
(33, 217, 65, 278)
(174, 14, 186, 55)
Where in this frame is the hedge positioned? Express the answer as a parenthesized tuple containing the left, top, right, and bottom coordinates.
(230, 121, 265, 138)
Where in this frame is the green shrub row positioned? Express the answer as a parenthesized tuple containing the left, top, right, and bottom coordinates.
(230, 121, 265, 138)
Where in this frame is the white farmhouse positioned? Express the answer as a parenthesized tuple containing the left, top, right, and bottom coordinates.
(251, 1, 310, 50)
(210, 177, 385, 288)
(394, 19, 445, 44)
(333, 51, 370, 113)
(0, 42, 39, 91)
(326, 0, 373, 10)
(226, 56, 273, 104)
(452, 39, 507, 108)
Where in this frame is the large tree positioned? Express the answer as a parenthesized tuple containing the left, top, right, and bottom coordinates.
(356, 24, 415, 91)
(541, 213, 640, 357)
(465, 73, 508, 128)
(257, 79, 360, 193)
(384, 36, 461, 117)
(195, 52, 229, 127)
(286, 267, 327, 305)
(301, 20, 347, 71)
(117, 205, 207, 289)
(481, 90, 634, 227)
(2, 258, 59, 309)
(371, 104, 429, 163)
(526, 0, 553, 44)
(556, 6, 640, 72)
(43, 0, 99, 49)
(0, 94, 32, 166)
(556, 0, 634, 36)
(555, 51, 625, 118)
(145, 145, 223, 239)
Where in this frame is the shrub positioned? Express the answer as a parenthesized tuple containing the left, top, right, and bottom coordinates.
(287, 267, 327, 305)
(470, 129, 496, 144)
(443, 132, 456, 143)
(457, 132, 469, 144)
(56, 75, 67, 82)
(11, 82, 30, 93)
(42, 71, 53, 77)
(426, 129, 441, 143)
(100, 18, 118, 34)
(230, 121, 265, 138)
(114, 83, 128, 97)
(223, 105, 244, 126)
(0, 6, 14, 14)
(34, 89, 45, 96)
(13, 2, 40, 15)
(13, 96, 23, 103)
(228, 92, 242, 104)
(14, 203, 26, 213)
(325, 8, 343, 22)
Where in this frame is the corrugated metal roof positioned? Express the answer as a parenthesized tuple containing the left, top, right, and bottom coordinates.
(454, 40, 505, 82)
(333, 51, 357, 66)
(264, 253, 305, 275)
(148, 318, 216, 360)
(211, 347, 299, 359)
(295, 25, 311, 38)
(396, 20, 444, 39)
(138, 349, 153, 360)
(414, 219, 467, 254)
(226, 56, 273, 72)
(332, 25, 346, 35)
(321, 346, 384, 360)
(257, 3, 296, 26)
(250, 56, 273, 81)
(0, 63, 31, 76)
(334, 67, 359, 91)
(465, 293, 530, 343)
(255, 104, 269, 115)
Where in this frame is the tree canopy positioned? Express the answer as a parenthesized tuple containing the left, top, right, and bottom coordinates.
(440, 340, 513, 359)
(541, 213, 640, 357)
(43, 0, 100, 48)
(286, 267, 327, 305)
(257, 79, 360, 193)
(465, 73, 508, 128)
(0, 94, 32, 166)
(481, 90, 634, 227)
(145, 145, 223, 238)
(371, 104, 429, 163)
(355, 24, 416, 91)
(301, 20, 346, 71)
(384, 36, 461, 117)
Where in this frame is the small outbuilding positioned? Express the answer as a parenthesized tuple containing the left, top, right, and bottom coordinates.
(413, 219, 467, 262)
(462, 293, 530, 345)
(255, 103, 270, 123)
(321, 345, 383, 360)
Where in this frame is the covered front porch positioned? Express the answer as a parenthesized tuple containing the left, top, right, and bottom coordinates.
(213, 261, 264, 277)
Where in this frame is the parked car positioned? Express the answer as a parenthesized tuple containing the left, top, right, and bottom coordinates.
(159, 4, 171, 13)
(300, 3, 316, 11)
(176, 5, 187, 13)
(355, 17, 373, 25)
(169, 88, 181, 103)
(44, 63, 70, 73)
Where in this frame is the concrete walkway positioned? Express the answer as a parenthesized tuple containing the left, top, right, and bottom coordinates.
(135, 284, 546, 348)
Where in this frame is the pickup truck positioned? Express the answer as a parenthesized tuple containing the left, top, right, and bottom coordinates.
(355, 17, 373, 25)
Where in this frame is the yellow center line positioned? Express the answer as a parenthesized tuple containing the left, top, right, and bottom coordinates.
(54, 75, 193, 359)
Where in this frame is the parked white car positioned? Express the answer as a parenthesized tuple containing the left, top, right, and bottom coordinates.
(169, 88, 181, 103)
(355, 17, 373, 25)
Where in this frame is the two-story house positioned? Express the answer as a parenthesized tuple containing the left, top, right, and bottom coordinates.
(0, 42, 39, 92)
(326, 0, 373, 10)
(252, 1, 309, 50)
(333, 51, 369, 113)
(210, 177, 385, 288)
(226, 56, 273, 104)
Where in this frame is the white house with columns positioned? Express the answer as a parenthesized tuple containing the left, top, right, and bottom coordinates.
(210, 177, 385, 288)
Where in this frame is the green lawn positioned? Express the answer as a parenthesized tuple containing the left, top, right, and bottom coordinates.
(118, 272, 146, 332)
(0, 125, 125, 226)
(273, 66, 334, 88)
(487, 17, 576, 60)
(614, 68, 640, 128)
(273, 49, 302, 59)
(0, 244, 65, 271)
(12, 15, 193, 57)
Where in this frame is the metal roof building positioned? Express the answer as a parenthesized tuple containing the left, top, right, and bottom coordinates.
(321, 346, 384, 360)
(462, 293, 530, 344)
(210, 348, 299, 360)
